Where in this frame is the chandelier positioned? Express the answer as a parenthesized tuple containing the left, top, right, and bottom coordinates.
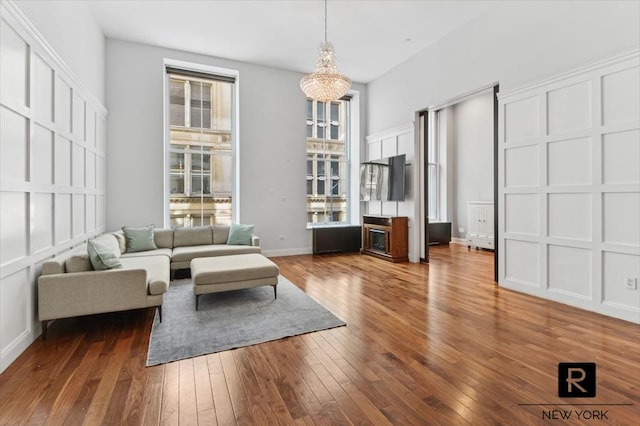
(300, 0, 351, 102)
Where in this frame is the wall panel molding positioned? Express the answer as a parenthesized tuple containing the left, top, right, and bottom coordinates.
(499, 49, 640, 323)
(365, 123, 420, 262)
(0, 1, 108, 372)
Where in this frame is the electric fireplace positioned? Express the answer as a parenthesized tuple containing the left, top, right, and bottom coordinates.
(362, 215, 408, 262)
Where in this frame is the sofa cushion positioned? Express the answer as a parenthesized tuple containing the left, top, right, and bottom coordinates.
(88, 234, 122, 270)
(119, 256, 170, 296)
(227, 224, 255, 245)
(191, 254, 279, 285)
(42, 261, 65, 275)
(120, 248, 173, 259)
(154, 228, 174, 248)
(65, 254, 93, 273)
(41, 247, 87, 275)
(173, 226, 213, 247)
(171, 244, 261, 263)
(212, 225, 230, 244)
(123, 225, 158, 253)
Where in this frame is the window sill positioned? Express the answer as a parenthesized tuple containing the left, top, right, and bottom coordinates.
(307, 223, 360, 230)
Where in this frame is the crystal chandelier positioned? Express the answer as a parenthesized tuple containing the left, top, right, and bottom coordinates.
(300, 0, 351, 102)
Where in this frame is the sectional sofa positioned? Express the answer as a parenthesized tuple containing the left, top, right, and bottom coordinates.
(38, 225, 260, 338)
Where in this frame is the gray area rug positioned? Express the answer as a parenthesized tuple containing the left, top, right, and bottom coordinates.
(146, 276, 345, 366)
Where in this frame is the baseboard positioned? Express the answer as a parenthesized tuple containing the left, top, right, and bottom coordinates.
(262, 247, 313, 257)
(0, 328, 37, 374)
(500, 279, 640, 324)
(451, 237, 466, 245)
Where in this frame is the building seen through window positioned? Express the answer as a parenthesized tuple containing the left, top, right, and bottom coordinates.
(306, 98, 349, 226)
(427, 110, 442, 221)
(168, 73, 233, 227)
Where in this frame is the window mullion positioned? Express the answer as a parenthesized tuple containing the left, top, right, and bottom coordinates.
(209, 82, 214, 130)
(314, 102, 318, 139)
(185, 148, 192, 196)
(184, 81, 191, 128)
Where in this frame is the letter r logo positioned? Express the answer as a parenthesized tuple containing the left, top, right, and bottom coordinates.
(566, 368, 587, 393)
(558, 363, 596, 398)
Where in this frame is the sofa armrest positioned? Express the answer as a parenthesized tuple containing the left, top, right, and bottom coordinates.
(38, 268, 148, 321)
(251, 235, 260, 247)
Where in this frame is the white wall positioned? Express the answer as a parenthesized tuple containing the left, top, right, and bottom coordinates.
(367, 1, 640, 135)
(499, 51, 639, 323)
(106, 39, 366, 255)
(0, 1, 107, 372)
(15, 0, 106, 104)
(450, 91, 494, 238)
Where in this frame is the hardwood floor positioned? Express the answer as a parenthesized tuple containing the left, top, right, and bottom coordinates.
(1, 244, 638, 425)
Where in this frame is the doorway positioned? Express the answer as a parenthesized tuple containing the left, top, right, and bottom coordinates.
(420, 84, 499, 281)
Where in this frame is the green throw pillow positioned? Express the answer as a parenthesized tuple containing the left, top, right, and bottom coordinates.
(227, 223, 255, 246)
(87, 234, 122, 270)
(123, 225, 157, 253)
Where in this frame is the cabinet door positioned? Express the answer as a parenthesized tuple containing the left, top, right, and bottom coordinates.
(467, 204, 480, 234)
(468, 202, 494, 236)
(478, 204, 494, 236)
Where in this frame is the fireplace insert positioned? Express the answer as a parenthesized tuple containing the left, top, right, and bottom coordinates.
(368, 228, 387, 253)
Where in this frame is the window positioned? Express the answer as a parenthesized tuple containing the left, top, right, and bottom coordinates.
(425, 108, 446, 221)
(428, 112, 439, 220)
(306, 98, 350, 226)
(166, 70, 234, 227)
(190, 82, 211, 128)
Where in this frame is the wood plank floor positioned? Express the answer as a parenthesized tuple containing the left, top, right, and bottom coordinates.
(1, 244, 638, 425)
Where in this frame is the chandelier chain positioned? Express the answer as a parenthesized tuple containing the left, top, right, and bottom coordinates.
(324, 0, 328, 43)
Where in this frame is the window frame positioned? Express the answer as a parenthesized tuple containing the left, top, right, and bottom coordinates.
(163, 60, 238, 228)
(426, 107, 450, 223)
(427, 116, 439, 221)
(306, 98, 351, 227)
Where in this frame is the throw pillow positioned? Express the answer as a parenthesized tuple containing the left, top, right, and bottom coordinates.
(227, 223, 255, 246)
(111, 231, 127, 254)
(122, 224, 157, 253)
(87, 234, 122, 270)
(173, 226, 213, 247)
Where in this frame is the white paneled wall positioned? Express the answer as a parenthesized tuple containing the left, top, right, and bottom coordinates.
(499, 50, 640, 323)
(0, 2, 107, 372)
(365, 124, 420, 262)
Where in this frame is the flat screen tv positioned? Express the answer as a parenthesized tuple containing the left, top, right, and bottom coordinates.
(359, 154, 406, 202)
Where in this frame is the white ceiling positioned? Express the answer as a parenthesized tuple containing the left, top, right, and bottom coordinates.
(87, 0, 500, 83)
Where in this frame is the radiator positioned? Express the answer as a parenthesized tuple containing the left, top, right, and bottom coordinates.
(312, 226, 362, 254)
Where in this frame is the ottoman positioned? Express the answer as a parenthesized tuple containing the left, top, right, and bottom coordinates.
(190, 254, 279, 310)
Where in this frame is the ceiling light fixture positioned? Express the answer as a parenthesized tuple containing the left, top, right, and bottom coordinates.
(300, 0, 351, 102)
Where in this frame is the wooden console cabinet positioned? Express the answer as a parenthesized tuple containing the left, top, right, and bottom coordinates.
(362, 215, 408, 262)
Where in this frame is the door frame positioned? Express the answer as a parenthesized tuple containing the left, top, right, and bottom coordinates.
(418, 83, 499, 282)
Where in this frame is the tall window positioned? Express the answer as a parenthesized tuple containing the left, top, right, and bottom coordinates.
(166, 70, 234, 227)
(427, 111, 439, 220)
(306, 98, 350, 225)
(425, 108, 448, 221)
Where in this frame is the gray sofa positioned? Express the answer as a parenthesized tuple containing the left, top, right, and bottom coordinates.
(38, 225, 261, 337)
(140, 225, 261, 274)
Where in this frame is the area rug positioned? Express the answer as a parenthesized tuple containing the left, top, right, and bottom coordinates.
(146, 276, 345, 366)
